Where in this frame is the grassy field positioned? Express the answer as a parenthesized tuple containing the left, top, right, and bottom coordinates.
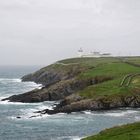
(72, 57, 140, 98)
(58, 57, 140, 140)
(82, 122, 140, 140)
(34, 56, 140, 99)
(124, 57, 140, 65)
(59, 57, 120, 67)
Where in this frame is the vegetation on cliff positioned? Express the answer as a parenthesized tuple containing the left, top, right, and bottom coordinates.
(2, 57, 140, 113)
(78, 62, 140, 98)
(82, 122, 140, 140)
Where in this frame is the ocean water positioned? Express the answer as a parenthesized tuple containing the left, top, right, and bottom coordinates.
(0, 66, 140, 140)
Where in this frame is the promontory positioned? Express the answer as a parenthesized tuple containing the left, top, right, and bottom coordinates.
(2, 57, 140, 114)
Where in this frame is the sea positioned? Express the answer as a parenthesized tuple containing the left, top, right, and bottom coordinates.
(0, 66, 140, 140)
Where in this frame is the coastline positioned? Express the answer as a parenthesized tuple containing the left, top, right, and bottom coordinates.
(1, 57, 140, 139)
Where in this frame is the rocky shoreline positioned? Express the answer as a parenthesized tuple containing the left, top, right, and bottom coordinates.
(35, 93, 140, 115)
(2, 57, 140, 116)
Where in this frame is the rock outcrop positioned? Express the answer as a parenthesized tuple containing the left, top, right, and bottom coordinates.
(3, 76, 112, 103)
(2, 78, 92, 102)
(22, 63, 89, 87)
(2, 57, 140, 116)
(36, 92, 140, 115)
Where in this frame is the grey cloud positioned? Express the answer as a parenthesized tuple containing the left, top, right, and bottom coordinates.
(0, 0, 140, 65)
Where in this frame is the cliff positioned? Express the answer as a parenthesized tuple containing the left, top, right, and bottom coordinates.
(2, 57, 140, 114)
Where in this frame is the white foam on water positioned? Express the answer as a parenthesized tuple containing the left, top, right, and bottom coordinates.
(0, 78, 42, 89)
(0, 96, 8, 100)
(37, 104, 53, 110)
(24, 82, 42, 87)
(0, 78, 42, 103)
(17, 110, 51, 120)
(9, 108, 40, 120)
(70, 136, 82, 140)
(0, 99, 43, 105)
(103, 112, 127, 117)
(0, 78, 22, 83)
(83, 111, 92, 115)
(80, 109, 140, 118)
(11, 101, 57, 120)
(92, 110, 139, 117)
(135, 116, 140, 121)
(55, 136, 81, 140)
(72, 136, 83, 140)
(107, 110, 139, 117)
(0, 78, 40, 86)
(0, 100, 26, 105)
(57, 113, 66, 115)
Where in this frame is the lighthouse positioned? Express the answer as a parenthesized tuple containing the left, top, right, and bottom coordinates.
(78, 48, 83, 57)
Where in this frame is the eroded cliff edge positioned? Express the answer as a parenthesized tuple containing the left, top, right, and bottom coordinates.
(2, 57, 140, 114)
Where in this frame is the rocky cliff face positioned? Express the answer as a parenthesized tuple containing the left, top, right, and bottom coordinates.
(37, 92, 140, 115)
(22, 64, 88, 87)
(3, 78, 93, 102)
(2, 62, 95, 102)
(3, 58, 140, 116)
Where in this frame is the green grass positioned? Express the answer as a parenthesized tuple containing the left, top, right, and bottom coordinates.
(82, 122, 140, 140)
(59, 57, 120, 67)
(39, 57, 140, 75)
(125, 56, 140, 63)
(78, 62, 140, 98)
(56, 57, 140, 140)
(132, 76, 140, 86)
(80, 63, 140, 78)
(59, 56, 140, 67)
(35, 57, 140, 98)
(55, 57, 140, 98)
(35, 57, 122, 79)
(79, 80, 133, 98)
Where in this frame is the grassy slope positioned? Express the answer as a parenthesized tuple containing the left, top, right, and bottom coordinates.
(58, 57, 140, 140)
(125, 57, 140, 65)
(78, 62, 140, 98)
(30, 56, 140, 98)
(59, 57, 120, 67)
(82, 122, 140, 140)
(78, 57, 140, 140)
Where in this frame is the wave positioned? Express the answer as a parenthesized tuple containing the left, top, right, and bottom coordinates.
(55, 136, 82, 140)
(0, 79, 42, 100)
(8, 101, 57, 120)
(82, 111, 92, 115)
(135, 116, 140, 121)
(0, 99, 52, 106)
(16, 108, 51, 120)
(102, 110, 139, 117)
(7, 106, 47, 120)
(0, 78, 42, 87)
(0, 78, 21, 83)
(83, 110, 139, 117)
(37, 104, 53, 110)
(0, 100, 40, 105)
(23, 81, 42, 87)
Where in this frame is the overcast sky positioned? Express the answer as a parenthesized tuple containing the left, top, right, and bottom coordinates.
(0, 0, 140, 65)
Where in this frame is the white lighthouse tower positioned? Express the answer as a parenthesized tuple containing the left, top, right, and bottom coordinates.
(78, 48, 83, 57)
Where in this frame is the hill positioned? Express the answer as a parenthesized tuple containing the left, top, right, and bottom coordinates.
(2, 57, 140, 114)
(82, 122, 140, 140)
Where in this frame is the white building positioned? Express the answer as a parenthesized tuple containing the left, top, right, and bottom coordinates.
(77, 49, 111, 58)
(82, 51, 101, 58)
(101, 53, 111, 57)
(78, 48, 84, 57)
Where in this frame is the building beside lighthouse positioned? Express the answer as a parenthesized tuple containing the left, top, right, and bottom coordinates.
(77, 48, 111, 58)
(78, 48, 84, 57)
